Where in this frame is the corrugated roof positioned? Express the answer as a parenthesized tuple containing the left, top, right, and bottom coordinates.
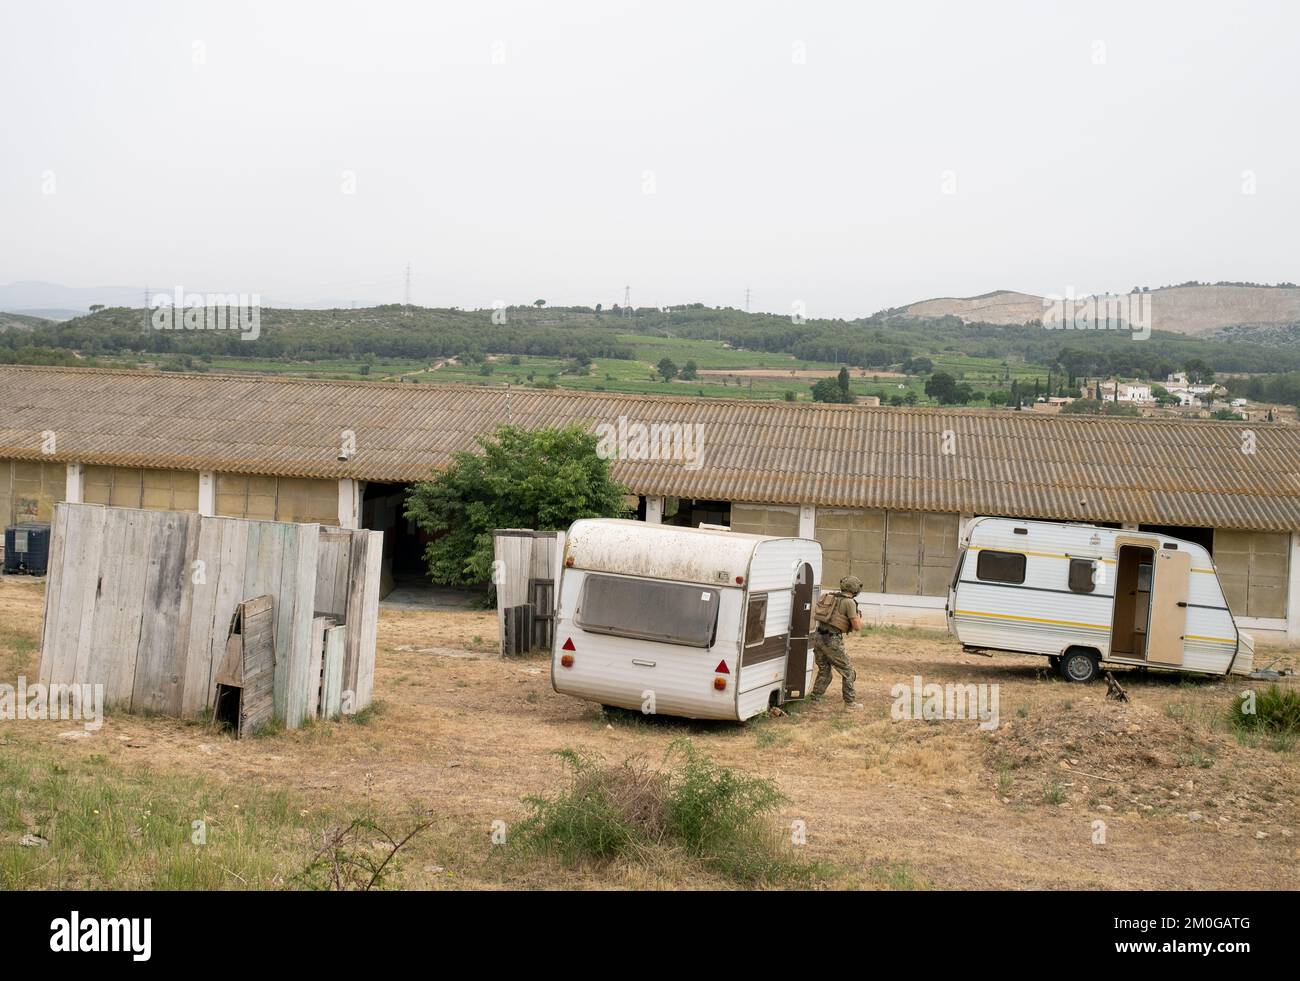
(2, 365, 1299, 531)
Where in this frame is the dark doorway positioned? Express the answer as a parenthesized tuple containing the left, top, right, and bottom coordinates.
(784, 562, 815, 699)
(1111, 544, 1154, 659)
(1138, 524, 1214, 554)
(362, 481, 429, 595)
(663, 498, 731, 528)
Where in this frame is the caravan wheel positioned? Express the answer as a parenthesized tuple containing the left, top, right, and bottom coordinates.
(1060, 649, 1099, 683)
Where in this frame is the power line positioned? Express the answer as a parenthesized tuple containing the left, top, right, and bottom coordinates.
(623, 285, 631, 318)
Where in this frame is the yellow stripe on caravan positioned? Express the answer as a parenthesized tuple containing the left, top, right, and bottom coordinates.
(968, 546, 1213, 574)
(955, 610, 1109, 631)
(1185, 634, 1236, 644)
(969, 547, 1112, 562)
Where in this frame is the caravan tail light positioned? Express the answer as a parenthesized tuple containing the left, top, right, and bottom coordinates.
(735, 575, 744, 584)
(714, 677, 727, 691)
(560, 654, 574, 668)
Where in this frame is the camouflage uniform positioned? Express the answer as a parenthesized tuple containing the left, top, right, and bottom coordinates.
(812, 593, 859, 703)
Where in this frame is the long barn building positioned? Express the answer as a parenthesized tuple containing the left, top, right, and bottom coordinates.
(2, 364, 1298, 643)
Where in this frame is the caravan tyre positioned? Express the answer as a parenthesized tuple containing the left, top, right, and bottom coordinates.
(1060, 649, 1099, 683)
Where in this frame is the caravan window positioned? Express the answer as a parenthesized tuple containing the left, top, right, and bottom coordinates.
(976, 550, 1026, 584)
(744, 594, 768, 647)
(576, 574, 720, 648)
(1068, 558, 1097, 593)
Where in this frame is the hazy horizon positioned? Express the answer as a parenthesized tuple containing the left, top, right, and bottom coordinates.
(4, 0, 1297, 318)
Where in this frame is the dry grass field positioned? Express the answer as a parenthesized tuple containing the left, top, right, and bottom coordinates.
(1, 574, 1296, 890)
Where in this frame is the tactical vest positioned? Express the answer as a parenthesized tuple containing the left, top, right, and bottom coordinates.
(814, 591, 853, 633)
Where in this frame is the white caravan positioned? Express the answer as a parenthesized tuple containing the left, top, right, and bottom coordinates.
(947, 517, 1254, 682)
(551, 519, 823, 721)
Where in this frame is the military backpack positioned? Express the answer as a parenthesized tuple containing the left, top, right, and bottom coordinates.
(813, 591, 852, 633)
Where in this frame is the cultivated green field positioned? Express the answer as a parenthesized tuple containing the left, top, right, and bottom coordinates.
(125, 336, 1053, 405)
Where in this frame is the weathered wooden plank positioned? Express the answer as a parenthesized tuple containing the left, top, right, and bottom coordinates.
(321, 624, 346, 721)
(341, 527, 369, 701)
(314, 529, 350, 618)
(82, 506, 129, 689)
(307, 616, 334, 720)
(109, 509, 155, 705)
(235, 595, 276, 737)
(282, 522, 320, 729)
(167, 512, 203, 715)
(205, 518, 249, 711)
(180, 517, 224, 715)
(68, 504, 107, 684)
(270, 522, 296, 721)
(352, 529, 383, 711)
(494, 532, 533, 656)
(83, 508, 148, 706)
(241, 520, 267, 596)
(36, 503, 70, 685)
(46, 504, 106, 687)
(131, 510, 194, 714)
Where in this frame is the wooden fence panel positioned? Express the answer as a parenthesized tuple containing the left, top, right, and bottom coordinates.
(321, 624, 346, 721)
(37, 504, 355, 728)
(180, 517, 224, 715)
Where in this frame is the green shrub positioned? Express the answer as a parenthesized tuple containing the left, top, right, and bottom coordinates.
(516, 742, 827, 885)
(1230, 685, 1300, 736)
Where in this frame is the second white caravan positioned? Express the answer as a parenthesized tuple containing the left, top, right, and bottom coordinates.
(947, 518, 1254, 682)
(551, 519, 823, 721)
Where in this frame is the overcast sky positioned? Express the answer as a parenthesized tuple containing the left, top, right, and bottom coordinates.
(3, 0, 1296, 317)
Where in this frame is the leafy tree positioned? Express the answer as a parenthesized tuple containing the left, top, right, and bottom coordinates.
(810, 376, 853, 403)
(925, 371, 966, 404)
(836, 366, 851, 399)
(680, 360, 698, 381)
(657, 357, 678, 381)
(1184, 358, 1214, 384)
(903, 356, 933, 374)
(404, 425, 629, 585)
(534, 299, 546, 308)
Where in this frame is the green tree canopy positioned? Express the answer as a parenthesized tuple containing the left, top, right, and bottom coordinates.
(657, 357, 678, 381)
(404, 424, 629, 585)
(810, 375, 853, 403)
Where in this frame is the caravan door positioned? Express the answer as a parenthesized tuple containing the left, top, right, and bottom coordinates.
(1147, 547, 1191, 666)
(783, 563, 815, 699)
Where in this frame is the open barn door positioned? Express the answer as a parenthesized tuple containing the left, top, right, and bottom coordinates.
(1147, 547, 1191, 666)
(784, 563, 815, 699)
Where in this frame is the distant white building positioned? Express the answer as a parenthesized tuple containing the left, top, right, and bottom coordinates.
(1161, 372, 1217, 406)
(1097, 380, 1153, 403)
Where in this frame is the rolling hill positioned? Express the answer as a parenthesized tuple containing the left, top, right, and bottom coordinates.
(898, 283, 1300, 335)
